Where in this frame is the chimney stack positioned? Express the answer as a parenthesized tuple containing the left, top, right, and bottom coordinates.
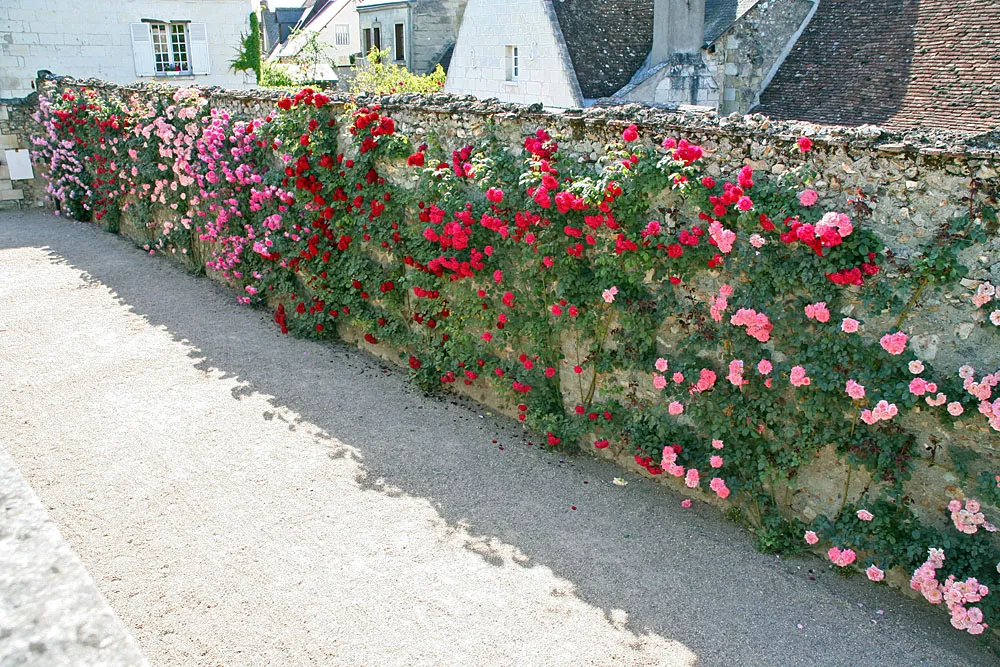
(650, 0, 707, 64)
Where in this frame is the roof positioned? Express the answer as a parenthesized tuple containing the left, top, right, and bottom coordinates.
(550, 0, 757, 100)
(756, 0, 1000, 134)
(275, 7, 306, 22)
(703, 0, 758, 44)
(268, 0, 355, 60)
(550, 0, 654, 99)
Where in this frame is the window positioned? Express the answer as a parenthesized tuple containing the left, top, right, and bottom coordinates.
(394, 23, 405, 62)
(373, 26, 381, 50)
(363, 28, 372, 53)
(334, 23, 350, 46)
(505, 45, 519, 81)
(150, 22, 190, 74)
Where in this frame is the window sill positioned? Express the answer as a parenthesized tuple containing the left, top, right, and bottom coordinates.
(152, 72, 195, 77)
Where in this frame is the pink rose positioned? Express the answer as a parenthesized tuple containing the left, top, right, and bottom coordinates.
(879, 331, 909, 355)
(804, 531, 819, 545)
(841, 317, 860, 333)
(867, 565, 885, 582)
(846, 380, 866, 400)
(790, 365, 811, 387)
(798, 189, 819, 207)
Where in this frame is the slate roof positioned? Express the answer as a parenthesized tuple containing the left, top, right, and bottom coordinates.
(756, 0, 1000, 134)
(550, 0, 756, 100)
(550, 0, 653, 99)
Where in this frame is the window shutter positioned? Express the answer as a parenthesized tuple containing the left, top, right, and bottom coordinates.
(129, 23, 155, 76)
(189, 23, 211, 75)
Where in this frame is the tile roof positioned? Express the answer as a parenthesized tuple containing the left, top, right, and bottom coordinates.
(756, 0, 1000, 134)
(550, 0, 654, 99)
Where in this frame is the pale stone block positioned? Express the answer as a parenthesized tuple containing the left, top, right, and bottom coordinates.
(0, 188, 24, 200)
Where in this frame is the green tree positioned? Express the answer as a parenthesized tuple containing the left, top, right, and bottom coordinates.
(230, 12, 262, 82)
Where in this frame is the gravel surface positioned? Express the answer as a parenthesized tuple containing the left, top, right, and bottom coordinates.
(0, 445, 148, 667)
(0, 210, 996, 666)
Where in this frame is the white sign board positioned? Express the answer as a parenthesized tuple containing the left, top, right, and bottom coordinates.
(4, 149, 33, 181)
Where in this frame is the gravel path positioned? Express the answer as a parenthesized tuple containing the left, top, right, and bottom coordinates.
(0, 209, 996, 666)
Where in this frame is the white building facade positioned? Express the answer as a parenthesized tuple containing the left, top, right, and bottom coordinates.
(444, 0, 580, 107)
(1, 0, 255, 99)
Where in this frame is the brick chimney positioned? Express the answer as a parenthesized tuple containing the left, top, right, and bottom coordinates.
(650, 0, 707, 64)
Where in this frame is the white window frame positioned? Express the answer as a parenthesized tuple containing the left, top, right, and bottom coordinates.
(334, 23, 350, 46)
(150, 21, 191, 75)
(505, 45, 519, 81)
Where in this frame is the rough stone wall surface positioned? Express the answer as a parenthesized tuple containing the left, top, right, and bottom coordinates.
(444, 0, 582, 107)
(32, 75, 1000, 532)
(410, 0, 468, 74)
(0, 446, 149, 667)
(0, 0, 254, 99)
(705, 0, 815, 115)
(0, 98, 43, 207)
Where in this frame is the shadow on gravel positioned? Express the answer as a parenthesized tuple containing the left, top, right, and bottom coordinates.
(1, 213, 995, 667)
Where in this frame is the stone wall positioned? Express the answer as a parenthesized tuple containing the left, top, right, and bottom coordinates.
(0, 97, 43, 208)
(29, 75, 1000, 540)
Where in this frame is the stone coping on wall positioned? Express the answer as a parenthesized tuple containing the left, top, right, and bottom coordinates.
(0, 445, 149, 666)
(38, 73, 1000, 159)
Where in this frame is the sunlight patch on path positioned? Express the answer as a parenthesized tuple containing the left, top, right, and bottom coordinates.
(0, 244, 696, 665)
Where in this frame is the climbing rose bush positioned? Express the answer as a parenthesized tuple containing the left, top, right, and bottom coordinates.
(32, 84, 1000, 633)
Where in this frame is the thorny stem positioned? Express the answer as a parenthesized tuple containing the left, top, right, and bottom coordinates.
(574, 329, 584, 403)
(583, 312, 613, 405)
(895, 277, 929, 329)
(838, 463, 853, 518)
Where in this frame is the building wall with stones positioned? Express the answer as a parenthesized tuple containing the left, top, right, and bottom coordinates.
(444, 0, 581, 108)
(706, 0, 817, 116)
(24, 75, 1000, 542)
(613, 0, 815, 113)
(0, 0, 253, 99)
(410, 0, 468, 74)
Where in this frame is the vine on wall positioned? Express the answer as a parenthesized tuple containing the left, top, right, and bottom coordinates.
(31, 83, 1000, 636)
